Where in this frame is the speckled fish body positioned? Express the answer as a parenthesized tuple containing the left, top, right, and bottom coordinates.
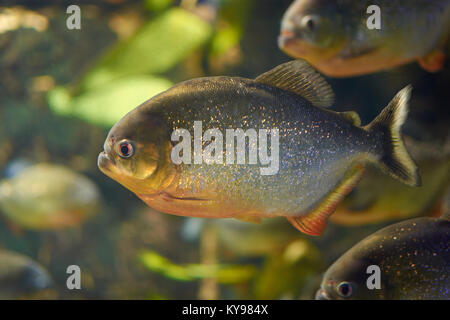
(98, 60, 420, 235)
(140, 78, 370, 215)
(279, 0, 450, 77)
(317, 216, 450, 299)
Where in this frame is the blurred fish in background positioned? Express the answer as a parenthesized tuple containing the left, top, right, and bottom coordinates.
(0, 250, 54, 299)
(0, 163, 101, 230)
(317, 212, 450, 300)
(331, 137, 450, 225)
(279, 0, 450, 77)
(180, 218, 323, 299)
(211, 219, 300, 257)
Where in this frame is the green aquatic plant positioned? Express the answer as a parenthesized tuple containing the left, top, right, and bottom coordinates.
(47, 7, 212, 127)
(80, 7, 212, 91)
(139, 250, 257, 284)
(48, 75, 172, 128)
(145, 0, 175, 13)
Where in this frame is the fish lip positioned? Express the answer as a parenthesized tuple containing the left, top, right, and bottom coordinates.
(315, 288, 330, 300)
(97, 151, 115, 173)
(278, 30, 299, 50)
(280, 28, 296, 38)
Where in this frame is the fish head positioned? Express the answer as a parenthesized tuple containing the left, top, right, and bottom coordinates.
(98, 106, 175, 196)
(279, 0, 346, 62)
(317, 255, 386, 300)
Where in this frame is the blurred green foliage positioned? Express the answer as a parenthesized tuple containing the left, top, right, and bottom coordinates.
(145, 0, 175, 13)
(48, 7, 212, 127)
(79, 8, 212, 90)
(48, 76, 173, 127)
(210, 0, 253, 57)
(139, 250, 257, 284)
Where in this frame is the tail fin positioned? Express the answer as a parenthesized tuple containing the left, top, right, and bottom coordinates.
(364, 85, 421, 187)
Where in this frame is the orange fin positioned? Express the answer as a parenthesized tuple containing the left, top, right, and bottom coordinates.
(287, 164, 365, 236)
(418, 50, 445, 72)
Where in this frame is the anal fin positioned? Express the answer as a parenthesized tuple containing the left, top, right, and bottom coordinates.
(418, 50, 445, 72)
(287, 164, 365, 236)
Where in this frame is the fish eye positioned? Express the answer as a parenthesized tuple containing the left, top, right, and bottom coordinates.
(337, 282, 353, 298)
(117, 140, 135, 159)
(301, 15, 319, 31)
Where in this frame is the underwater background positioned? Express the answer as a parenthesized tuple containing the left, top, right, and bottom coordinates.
(0, 0, 448, 299)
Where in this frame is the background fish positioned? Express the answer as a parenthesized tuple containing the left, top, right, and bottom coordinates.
(98, 60, 420, 236)
(279, 0, 450, 77)
(0, 164, 101, 230)
(331, 137, 450, 225)
(215, 219, 301, 257)
(0, 250, 53, 299)
(316, 214, 450, 299)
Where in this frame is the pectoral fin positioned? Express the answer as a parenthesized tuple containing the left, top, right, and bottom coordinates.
(418, 50, 445, 72)
(287, 164, 365, 236)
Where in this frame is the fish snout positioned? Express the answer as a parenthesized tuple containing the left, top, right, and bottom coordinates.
(315, 288, 330, 300)
(278, 28, 309, 57)
(278, 28, 297, 49)
(98, 151, 114, 173)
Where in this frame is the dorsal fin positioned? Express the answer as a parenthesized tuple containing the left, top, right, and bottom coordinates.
(255, 60, 335, 108)
(338, 111, 361, 126)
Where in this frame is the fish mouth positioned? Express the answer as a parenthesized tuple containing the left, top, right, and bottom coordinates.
(97, 151, 115, 174)
(278, 29, 297, 49)
(278, 29, 308, 57)
(315, 288, 330, 300)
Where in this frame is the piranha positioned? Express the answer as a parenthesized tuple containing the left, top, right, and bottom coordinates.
(279, 0, 450, 77)
(0, 250, 53, 299)
(98, 60, 420, 236)
(0, 164, 101, 230)
(316, 213, 450, 300)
